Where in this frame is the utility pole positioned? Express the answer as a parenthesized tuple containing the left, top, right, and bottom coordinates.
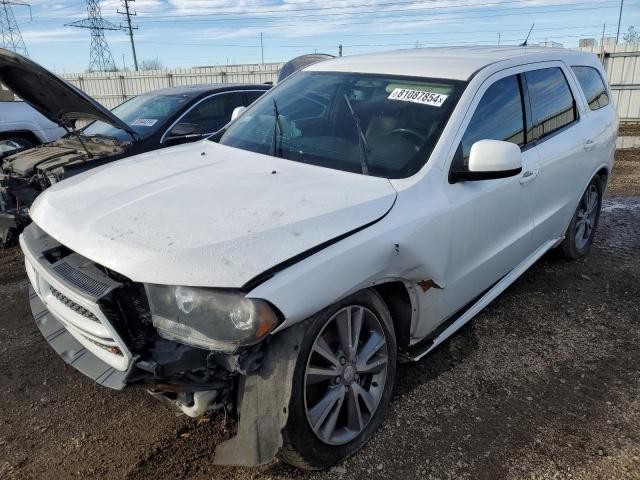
(118, 0, 138, 71)
(498, 32, 501, 46)
(615, 0, 624, 44)
(338, 44, 343, 57)
(600, 23, 606, 61)
(0, 0, 31, 57)
(66, 0, 119, 72)
(260, 32, 264, 64)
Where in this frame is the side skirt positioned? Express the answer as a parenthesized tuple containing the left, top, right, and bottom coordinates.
(407, 238, 559, 362)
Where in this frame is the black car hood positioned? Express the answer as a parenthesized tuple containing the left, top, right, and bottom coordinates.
(0, 48, 136, 135)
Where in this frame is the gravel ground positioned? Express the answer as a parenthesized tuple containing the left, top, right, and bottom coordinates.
(0, 150, 639, 480)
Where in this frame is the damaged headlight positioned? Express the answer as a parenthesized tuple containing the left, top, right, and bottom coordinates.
(145, 285, 279, 352)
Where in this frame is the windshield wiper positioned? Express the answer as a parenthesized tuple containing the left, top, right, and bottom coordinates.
(271, 98, 283, 158)
(343, 93, 370, 176)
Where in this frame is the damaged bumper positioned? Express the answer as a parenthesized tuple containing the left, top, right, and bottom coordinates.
(21, 223, 303, 466)
(21, 225, 243, 409)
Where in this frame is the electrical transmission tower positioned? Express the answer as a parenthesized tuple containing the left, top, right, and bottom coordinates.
(0, 0, 31, 56)
(66, 0, 119, 72)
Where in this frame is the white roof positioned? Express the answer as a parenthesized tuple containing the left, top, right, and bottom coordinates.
(306, 46, 597, 80)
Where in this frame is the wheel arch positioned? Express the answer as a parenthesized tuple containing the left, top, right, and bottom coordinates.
(596, 165, 609, 185)
(372, 280, 416, 353)
(0, 129, 40, 145)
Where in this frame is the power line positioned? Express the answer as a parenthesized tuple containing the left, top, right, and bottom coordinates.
(24, 0, 629, 25)
(132, 0, 595, 19)
(135, 30, 625, 50)
(125, 2, 630, 29)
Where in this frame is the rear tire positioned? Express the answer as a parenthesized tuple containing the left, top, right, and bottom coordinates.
(278, 289, 396, 470)
(558, 175, 603, 260)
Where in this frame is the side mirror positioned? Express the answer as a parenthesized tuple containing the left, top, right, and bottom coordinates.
(166, 122, 203, 142)
(231, 106, 247, 122)
(451, 139, 522, 183)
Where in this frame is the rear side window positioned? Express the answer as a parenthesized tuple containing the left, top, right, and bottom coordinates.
(571, 66, 609, 111)
(525, 67, 576, 141)
(452, 74, 524, 170)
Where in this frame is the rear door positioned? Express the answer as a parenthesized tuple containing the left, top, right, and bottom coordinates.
(521, 64, 585, 248)
(570, 65, 617, 185)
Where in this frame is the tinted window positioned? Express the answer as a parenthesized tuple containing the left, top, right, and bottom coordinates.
(182, 92, 245, 133)
(246, 90, 267, 103)
(525, 67, 576, 140)
(572, 66, 609, 111)
(453, 75, 524, 170)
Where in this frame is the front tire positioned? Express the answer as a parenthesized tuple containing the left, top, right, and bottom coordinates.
(559, 175, 603, 260)
(278, 289, 396, 470)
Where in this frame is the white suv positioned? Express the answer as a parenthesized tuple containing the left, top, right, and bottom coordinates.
(20, 47, 617, 469)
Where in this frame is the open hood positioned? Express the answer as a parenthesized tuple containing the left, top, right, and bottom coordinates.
(29, 141, 397, 288)
(0, 48, 136, 136)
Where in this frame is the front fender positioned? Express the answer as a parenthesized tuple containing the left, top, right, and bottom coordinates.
(247, 175, 452, 334)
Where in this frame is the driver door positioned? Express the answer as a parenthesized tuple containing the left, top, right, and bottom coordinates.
(423, 72, 539, 334)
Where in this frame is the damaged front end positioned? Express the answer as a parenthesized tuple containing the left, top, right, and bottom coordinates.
(21, 222, 265, 409)
(21, 222, 302, 466)
(1, 136, 128, 246)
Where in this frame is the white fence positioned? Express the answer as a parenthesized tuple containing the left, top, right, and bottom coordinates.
(59, 63, 283, 109)
(579, 44, 640, 122)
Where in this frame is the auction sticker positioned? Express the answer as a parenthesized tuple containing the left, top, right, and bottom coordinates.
(131, 118, 158, 126)
(388, 88, 448, 107)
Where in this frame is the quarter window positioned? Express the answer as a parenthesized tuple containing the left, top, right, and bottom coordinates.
(571, 66, 609, 111)
(453, 74, 524, 170)
(525, 67, 576, 141)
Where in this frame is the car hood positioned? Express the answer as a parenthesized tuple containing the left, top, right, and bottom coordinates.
(29, 141, 397, 288)
(0, 48, 135, 135)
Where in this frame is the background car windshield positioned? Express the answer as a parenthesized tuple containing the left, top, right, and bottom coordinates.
(219, 72, 464, 178)
(82, 93, 192, 141)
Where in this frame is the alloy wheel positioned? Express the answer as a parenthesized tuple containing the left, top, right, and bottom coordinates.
(303, 305, 388, 445)
(575, 184, 599, 250)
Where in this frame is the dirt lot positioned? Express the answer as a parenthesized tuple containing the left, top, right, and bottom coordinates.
(1, 150, 639, 480)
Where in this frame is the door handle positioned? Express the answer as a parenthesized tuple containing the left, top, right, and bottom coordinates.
(584, 139, 595, 151)
(519, 168, 539, 184)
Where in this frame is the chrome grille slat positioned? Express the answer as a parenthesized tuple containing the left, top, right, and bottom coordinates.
(52, 262, 111, 297)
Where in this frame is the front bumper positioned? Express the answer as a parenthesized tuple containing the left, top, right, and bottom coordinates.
(20, 224, 258, 398)
(28, 286, 129, 389)
(21, 225, 134, 386)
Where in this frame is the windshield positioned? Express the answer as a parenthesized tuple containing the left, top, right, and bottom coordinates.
(219, 71, 465, 178)
(82, 93, 193, 141)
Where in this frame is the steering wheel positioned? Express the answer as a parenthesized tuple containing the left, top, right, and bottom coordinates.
(389, 128, 427, 144)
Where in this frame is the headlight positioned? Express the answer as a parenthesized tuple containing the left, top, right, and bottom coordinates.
(145, 284, 279, 352)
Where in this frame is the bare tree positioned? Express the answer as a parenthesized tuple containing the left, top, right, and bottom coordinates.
(623, 26, 639, 44)
(139, 57, 163, 71)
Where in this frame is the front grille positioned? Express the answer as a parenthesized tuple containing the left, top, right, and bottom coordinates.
(49, 286, 100, 322)
(52, 261, 112, 297)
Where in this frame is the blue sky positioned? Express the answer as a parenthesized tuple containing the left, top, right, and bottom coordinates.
(11, 0, 640, 73)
